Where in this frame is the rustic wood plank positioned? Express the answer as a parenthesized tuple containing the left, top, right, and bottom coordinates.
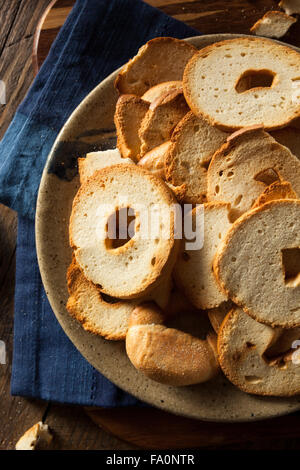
(36, 0, 300, 450)
(0, 0, 44, 452)
(0, 37, 34, 138)
(0, 2, 137, 449)
(0, 0, 51, 139)
(2, 0, 300, 451)
(86, 407, 300, 450)
(0, 0, 101, 451)
(0, 0, 22, 53)
(34, 0, 300, 78)
(44, 403, 137, 450)
(0, 222, 48, 450)
(147, 0, 300, 44)
(0, 205, 17, 286)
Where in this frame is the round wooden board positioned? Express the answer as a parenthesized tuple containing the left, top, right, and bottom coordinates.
(32, 0, 300, 77)
(85, 407, 300, 449)
(33, 0, 76, 75)
(33, 0, 300, 450)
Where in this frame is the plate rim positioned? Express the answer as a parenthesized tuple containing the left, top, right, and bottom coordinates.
(36, 33, 300, 422)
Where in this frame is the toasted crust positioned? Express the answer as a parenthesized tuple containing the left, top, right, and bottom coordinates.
(126, 303, 219, 386)
(183, 37, 300, 131)
(115, 37, 197, 96)
(165, 111, 228, 203)
(114, 94, 149, 161)
(267, 327, 300, 357)
(207, 300, 234, 333)
(279, 0, 300, 15)
(214, 200, 300, 328)
(138, 141, 171, 179)
(15, 422, 52, 451)
(207, 127, 300, 220)
(250, 11, 297, 38)
(218, 307, 300, 396)
(142, 81, 182, 103)
(226, 125, 263, 142)
(252, 180, 297, 208)
(78, 149, 133, 184)
(67, 259, 136, 340)
(174, 202, 231, 309)
(67, 260, 173, 340)
(69, 164, 180, 299)
(67, 35, 300, 397)
(139, 89, 189, 157)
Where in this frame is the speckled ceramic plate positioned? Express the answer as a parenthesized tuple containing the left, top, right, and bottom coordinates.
(36, 34, 300, 422)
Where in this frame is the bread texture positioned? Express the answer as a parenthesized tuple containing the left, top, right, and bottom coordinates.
(70, 164, 179, 299)
(78, 149, 133, 184)
(183, 37, 300, 131)
(165, 111, 228, 203)
(142, 81, 182, 103)
(252, 180, 297, 208)
(218, 306, 300, 396)
(174, 202, 231, 309)
(15, 422, 52, 450)
(214, 200, 300, 328)
(114, 94, 149, 161)
(279, 0, 300, 15)
(138, 141, 171, 179)
(207, 127, 300, 221)
(67, 260, 137, 340)
(250, 11, 297, 38)
(126, 303, 219, 386)
(115, 37, 197, 96)
(139, 89, 189, 156)
(67, 35, 300, 396)
(267, 327, 300, 357)
(67, 258, 172, 339)
(207, 300, 234, 333)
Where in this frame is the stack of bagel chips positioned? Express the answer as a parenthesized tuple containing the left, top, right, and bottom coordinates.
(68, 36, 300, 395)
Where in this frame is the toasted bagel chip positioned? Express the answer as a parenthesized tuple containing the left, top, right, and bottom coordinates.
(115, 37, 197, 96)
(279, 0, 300, 16)
(218, 307, 300, 396)
(142, 81, 182, 103)
(250, 11, 296, 38)
(174, 203, 231, 310)
(78, 149, 133, 184)
(183, 37, 300, 131)
(165, 112, 228, 203)
(139, 89, 189, 157)
(214, 200, 300, 328)
(207, 127, 300, 221)
(70, 164, 179, 299)
(126, 303, 219, 386)
(252, 180, 297, 208)
(138, 141, 171, 179)
(114, 94, 149, 161)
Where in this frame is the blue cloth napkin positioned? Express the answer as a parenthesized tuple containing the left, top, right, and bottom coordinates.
(1, 0, 198, 406)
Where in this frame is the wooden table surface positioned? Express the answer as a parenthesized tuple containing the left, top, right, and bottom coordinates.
(1, 0, 300, 451)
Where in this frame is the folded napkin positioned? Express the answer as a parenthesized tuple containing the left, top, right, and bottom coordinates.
(1, 0, 198, 406)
